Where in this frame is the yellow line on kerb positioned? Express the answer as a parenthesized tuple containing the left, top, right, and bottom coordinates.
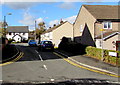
(0, 46, 20, 63)
(53, 52, 120, 78)
(0, 52, 24, 66)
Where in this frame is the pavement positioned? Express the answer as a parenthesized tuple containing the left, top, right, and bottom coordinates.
(54, 49, 120, 77)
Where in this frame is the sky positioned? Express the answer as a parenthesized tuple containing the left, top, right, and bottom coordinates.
(0, 1, 119, 31)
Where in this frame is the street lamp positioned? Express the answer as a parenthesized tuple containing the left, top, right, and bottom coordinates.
(3, 13, 12, 37)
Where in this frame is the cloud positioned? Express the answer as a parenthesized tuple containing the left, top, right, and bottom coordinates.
(19, 11, 45, 30)
(48, 20, 59, 27)
(36, 17, 44, 24)
(19, 12, 35, 26)
(58, 2, 75, 9)
(63, 15, 77, 24)
(48, 15, 77, 28)
(4, 2, 36, 10)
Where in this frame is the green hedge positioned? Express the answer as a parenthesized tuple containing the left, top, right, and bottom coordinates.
(85, 46, 120, 66)
(86, 46, 102, 59)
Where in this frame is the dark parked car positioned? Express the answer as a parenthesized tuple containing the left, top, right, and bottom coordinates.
(39, 40, 54, 51)
(28, 40, 37, 46)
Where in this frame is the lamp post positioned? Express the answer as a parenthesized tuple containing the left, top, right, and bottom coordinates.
(3, 13, 12, 37)
(100, 28, 104, 61)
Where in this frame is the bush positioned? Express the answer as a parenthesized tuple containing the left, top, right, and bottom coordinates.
(58, 37, 87, 55)
(86, 46, 102, 59)
(85, 46, 120, 66)
(22, 39, 28, 43)
(8, 38, 15, 44)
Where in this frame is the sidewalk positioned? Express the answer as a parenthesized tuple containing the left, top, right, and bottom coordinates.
(55, 49, 119, 75)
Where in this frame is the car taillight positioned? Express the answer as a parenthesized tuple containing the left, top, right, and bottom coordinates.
(42, 44, 45, 47)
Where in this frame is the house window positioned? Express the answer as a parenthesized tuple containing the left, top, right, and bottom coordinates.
(13, 32, 15, 35)
(103, 22, 112, 29)
(9, 32, 11, 35)
(80, 25, 83, 32)
(23, 33, 25, 35)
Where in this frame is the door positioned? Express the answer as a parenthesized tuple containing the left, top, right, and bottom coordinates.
(116, 41, 120, 51)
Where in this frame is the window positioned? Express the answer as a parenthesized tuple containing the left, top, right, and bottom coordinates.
(103, 22, 112, 29)
(13, 32, 15, 35)
(80, 25, 83, 32)
(9, 32, 11, 35)
(23, 33, 25, 35)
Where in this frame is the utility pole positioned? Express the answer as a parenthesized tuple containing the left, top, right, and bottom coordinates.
(3, 16, 6, 29)
(3, 16, 6, 37)
(35, 20, 36, 41)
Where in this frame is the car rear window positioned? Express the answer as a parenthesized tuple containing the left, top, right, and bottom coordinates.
(43, 41, 52, 44)
(30, 40, 35, 42)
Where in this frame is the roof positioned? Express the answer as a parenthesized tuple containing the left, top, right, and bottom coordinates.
(95, 31, 119, 40)
(42, 21, 70, 34)
(7, 26, 29, 33)
(83, 5, 120, 20)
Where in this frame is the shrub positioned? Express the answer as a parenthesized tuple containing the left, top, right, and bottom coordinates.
(58, 37, 87, 55)
(8, 38, 15, 44)
(85, 46, 120, 66)
(22, 39, 28, 43)
(86, 46, 102, 59)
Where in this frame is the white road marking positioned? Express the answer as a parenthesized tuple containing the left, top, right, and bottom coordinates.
(38, 55, 43, 61)
(35, 50, 48, 70)
(35, 50, 39, 54)
(50, 79, 55, 81)
(43, 65, 47, 70)
(35, 50, 43, 61)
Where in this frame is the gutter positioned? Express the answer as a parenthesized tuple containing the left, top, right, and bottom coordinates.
(103, 32, 119, 41)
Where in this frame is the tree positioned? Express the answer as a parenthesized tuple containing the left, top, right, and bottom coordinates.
(36, 22, 46, 42)
(53, 24, 56, 27)
(0, 22, 8, 37)
(0, 28, 7, 37)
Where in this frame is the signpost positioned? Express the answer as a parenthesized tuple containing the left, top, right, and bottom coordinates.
(100, 28, 104, 61)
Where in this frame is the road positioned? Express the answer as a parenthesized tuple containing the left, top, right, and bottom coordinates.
(2, 44, 120, 83)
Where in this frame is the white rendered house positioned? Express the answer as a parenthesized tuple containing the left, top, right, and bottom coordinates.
(6, 26, 29, 42)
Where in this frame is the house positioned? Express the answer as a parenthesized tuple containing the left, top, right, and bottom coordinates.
(73, 5, 120, 51)
(41, 21, 73, 47)
(6, 26, 29, 42)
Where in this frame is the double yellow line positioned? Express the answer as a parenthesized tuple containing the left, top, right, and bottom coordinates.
(53, 52, 120, 78)
(0, 52, 24, 66)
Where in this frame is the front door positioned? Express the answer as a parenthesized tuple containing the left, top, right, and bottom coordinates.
(116, 41, 120, 51)
(118, 43, 120, 51)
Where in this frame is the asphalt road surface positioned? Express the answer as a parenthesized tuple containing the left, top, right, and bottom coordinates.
(2, 44, 120, 84)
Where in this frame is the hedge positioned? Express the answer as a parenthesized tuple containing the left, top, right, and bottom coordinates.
(86, 46, 120, 66)
(59, 41, 87, 55)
